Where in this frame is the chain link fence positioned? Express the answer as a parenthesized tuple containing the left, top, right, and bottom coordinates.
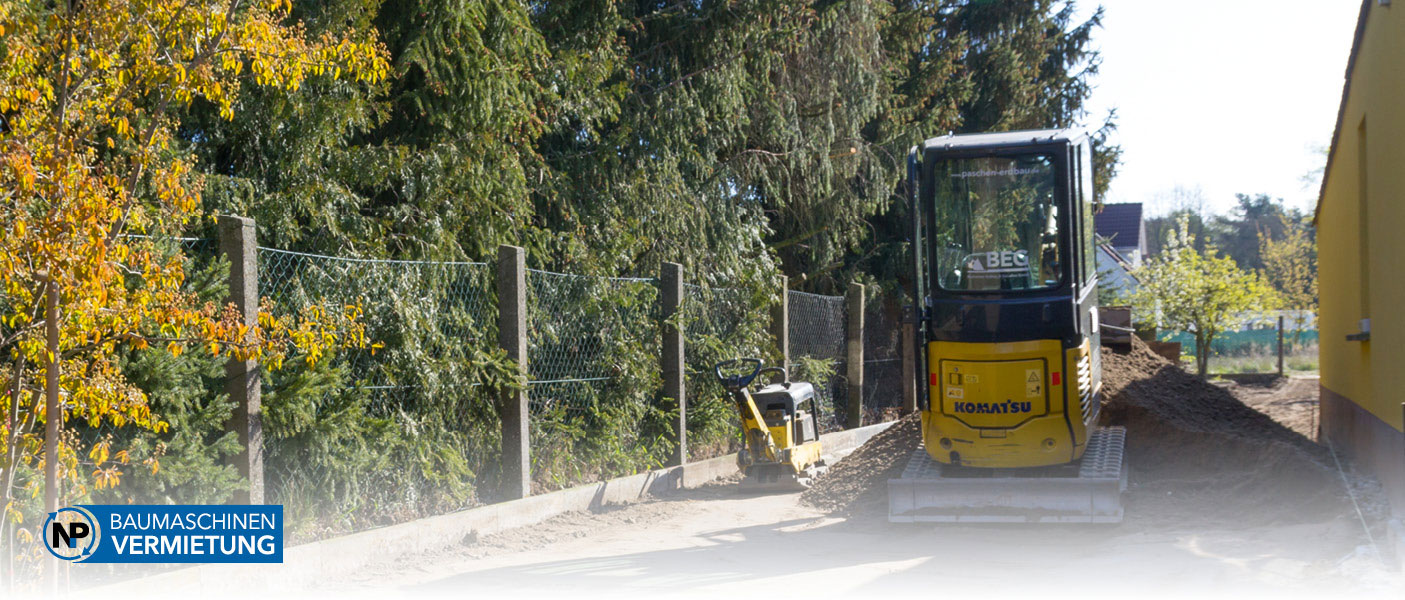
(261, 249, 497, 410)
(678, 284, 772, 459)
(786, 290, 847, 431)
(525, 270, 658, 415)
(524, 269, 669, 490)
(61, 235, 888, 540)
(863, 295, 903, 425)
(257, 248, 501, 526)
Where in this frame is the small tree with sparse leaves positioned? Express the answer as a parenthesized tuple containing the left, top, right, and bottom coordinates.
(1131, 216, 1279, 377)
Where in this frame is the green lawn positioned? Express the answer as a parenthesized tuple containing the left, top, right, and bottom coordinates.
(1177, 346, 1319, 376)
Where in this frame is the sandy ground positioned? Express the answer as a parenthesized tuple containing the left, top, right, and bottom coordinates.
(317, 487, 1399, 600)
(312, 448, 1401, 599)
(1224, 375, 1321, 440)
(263, 372, 1401, 599)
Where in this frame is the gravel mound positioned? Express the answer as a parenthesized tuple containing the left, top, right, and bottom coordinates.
(799, 413, 920, 516)
(801, 338, 1350, 525)
(1099, 338, 1311, 445)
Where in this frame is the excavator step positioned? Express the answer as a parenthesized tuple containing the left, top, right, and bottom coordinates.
(888, 426, 1127, 523)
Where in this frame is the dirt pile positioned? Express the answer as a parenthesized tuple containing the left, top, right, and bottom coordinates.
(799, 413, 920, 516)
(1222, 377, 1320, 439)
(801, 338, 1351, 526)
(1100, 338, 1348, 526)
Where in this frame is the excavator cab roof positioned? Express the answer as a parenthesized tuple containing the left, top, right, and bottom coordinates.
(918, 127, 1091, 152)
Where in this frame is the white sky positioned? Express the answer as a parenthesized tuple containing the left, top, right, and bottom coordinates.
(1077, 1, 1361, 215)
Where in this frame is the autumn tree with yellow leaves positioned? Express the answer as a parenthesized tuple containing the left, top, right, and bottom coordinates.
(0, 0, 387, 576)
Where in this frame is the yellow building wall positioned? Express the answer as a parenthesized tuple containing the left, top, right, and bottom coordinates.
(1319, 2, 1405, 433)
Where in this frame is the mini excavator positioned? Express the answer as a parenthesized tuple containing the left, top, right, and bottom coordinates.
(889, 128, 1127, 523)
(715, 359, 827, 490)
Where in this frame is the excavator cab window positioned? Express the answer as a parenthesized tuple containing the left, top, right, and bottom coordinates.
(927, 153, 1061, 292)
(1077, 141, 1097, 286)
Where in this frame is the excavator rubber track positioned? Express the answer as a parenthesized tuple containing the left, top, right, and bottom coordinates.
(888, 426, 1127, 523)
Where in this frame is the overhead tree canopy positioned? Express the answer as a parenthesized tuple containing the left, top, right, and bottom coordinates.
(185, 0, 1116, 293)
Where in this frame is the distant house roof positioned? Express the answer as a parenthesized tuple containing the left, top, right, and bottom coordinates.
(1097, 244, 1139, 282)
(1094, 203, 1145, 251)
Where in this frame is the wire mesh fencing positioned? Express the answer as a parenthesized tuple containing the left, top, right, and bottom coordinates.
(678, 284, 773, 460)
(257, 248, 501, 526)
(524, 269, 668, 491)
(863, 295, 904, 425)
(787, 290, 847, 431)
(62, 229, 881, 542)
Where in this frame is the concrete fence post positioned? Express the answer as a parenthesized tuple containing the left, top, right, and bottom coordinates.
(772, 276, 789, 371)
(846, 282, 865, 429)
(901, 305, 917, 415)
(1277, 315, 1285, 377)
(660, 262, 686, 467)
(497, 245, 530, 500)
(217, 215, 263, 504)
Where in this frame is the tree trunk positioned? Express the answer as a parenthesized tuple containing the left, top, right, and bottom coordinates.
(44, 282, 59, 593)
(1195, 332, 1210, 378)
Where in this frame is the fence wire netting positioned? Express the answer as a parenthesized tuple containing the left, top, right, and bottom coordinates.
(863, 296, 903, 425)
(525, 270, 660, 414)
(679, 284, 766, 459)
(257, 248, 500, 519)
(69, 235, 874, 539)
(524, 269, 670, 490)
(260, 249, 496, 411)
(786, 290, 847, 431)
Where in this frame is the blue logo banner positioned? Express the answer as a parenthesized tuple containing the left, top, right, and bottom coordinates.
(45, 505, 283, 564)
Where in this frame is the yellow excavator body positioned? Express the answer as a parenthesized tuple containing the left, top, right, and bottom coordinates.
(890, 127, 1126, 523)
(923, 339, 1095, 468)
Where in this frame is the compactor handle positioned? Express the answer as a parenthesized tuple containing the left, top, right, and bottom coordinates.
(757, 366, 788, 386)
(714, 358, 763, 390)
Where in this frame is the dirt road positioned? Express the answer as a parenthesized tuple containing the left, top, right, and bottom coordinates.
(310, 371, 1403, 599)
(326, 475, 1398, 599)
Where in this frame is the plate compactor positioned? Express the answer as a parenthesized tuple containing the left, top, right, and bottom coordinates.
(715, 359, 827, 490)
(891, 128, 1128, 523)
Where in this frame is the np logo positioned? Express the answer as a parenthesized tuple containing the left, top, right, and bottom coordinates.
(44, 506, 100, 562)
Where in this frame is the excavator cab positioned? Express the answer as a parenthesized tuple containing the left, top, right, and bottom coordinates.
(889, 128, 1126, 522)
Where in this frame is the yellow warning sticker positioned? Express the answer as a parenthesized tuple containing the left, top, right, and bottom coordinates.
(945, 387, 964, 399)
(1025, 369, 1041, 397)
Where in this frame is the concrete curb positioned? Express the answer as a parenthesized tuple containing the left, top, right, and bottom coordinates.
(93, 420, 895, 593)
